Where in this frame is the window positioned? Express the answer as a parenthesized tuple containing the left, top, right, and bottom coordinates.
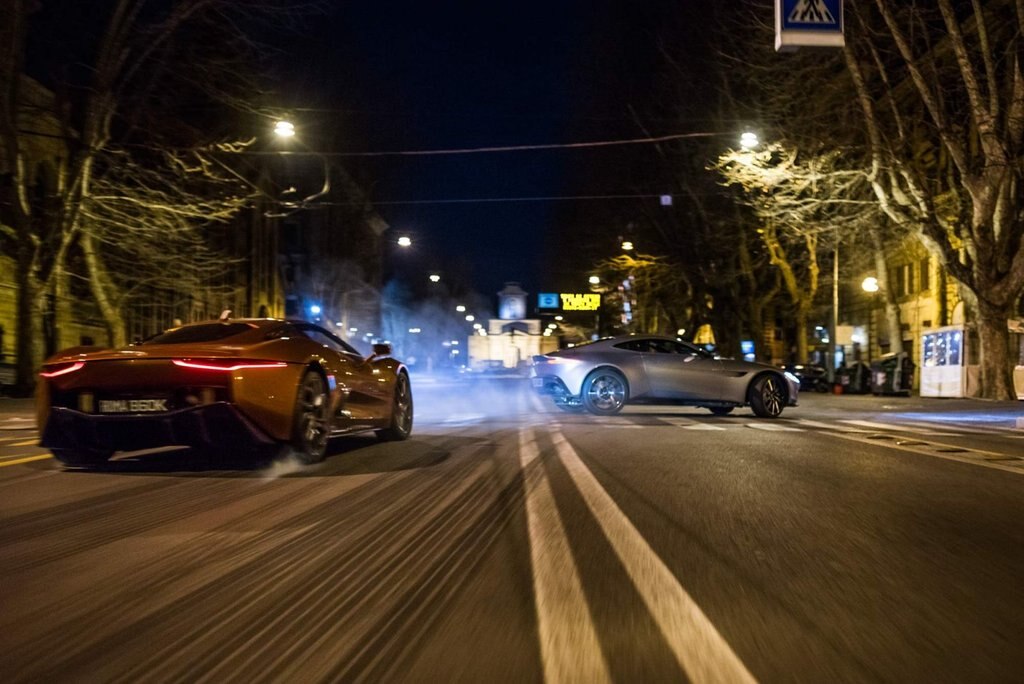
(297, 324, 360, 356)
(142, 322, 255, 345)
(919, 257, 930, 291)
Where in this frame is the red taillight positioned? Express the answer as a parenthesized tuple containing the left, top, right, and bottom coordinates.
(40, 361, 86, 378)
(172, 359, 288, 371)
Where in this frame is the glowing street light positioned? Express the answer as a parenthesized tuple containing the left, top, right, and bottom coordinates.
(465, 314, 475, 322)
(588, 275, 600, 285)
(861, 276, 880, 293)
(456, 304, 466, 312)
(274, 120, 295, 138)
(621, 240, 634, 251)
(429, 274, 441, 283)
(309, 304, 321, 316)
(397, 235, 412, 247)
(740, 131, 759, 150)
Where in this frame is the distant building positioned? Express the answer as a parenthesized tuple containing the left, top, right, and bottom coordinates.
(468, 283, 558, 371)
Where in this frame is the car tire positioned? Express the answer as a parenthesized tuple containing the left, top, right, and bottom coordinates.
(709, 406, 734, 416)
(51, 448, 114, 467)
(749, 374, 787, 418)
(290, 370, 331, 464)
(377, 371, 413, 442)
(581, 369, 628, 415)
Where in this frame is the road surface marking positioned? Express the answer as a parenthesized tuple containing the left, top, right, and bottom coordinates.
(825, 431, 1024, 475)
(745, 423, 803, 432)
(0, 454, 52, 467)
(792, 419, 869, 432)
(681, 424, 727, 431)
(519, 429, 611, 684)
(3, 439, 40, 447)
(839, 419, 961, 436)
(0, 434, 39, 443)
(552, 431, 757, 684)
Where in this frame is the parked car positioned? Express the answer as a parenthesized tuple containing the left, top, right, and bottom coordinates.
(531, 335, 800, 417)
(783, 364, 831, 393)
(36, 317, 413, 466)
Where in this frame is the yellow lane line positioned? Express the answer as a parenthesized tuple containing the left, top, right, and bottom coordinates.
(0, 454, 52, 467)
(6, 439, 40, 447)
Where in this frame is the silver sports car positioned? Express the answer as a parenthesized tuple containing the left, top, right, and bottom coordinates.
(530, 335, 799, 417)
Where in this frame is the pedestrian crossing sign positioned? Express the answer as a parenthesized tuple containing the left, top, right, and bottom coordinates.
(776, 0, 843, 52)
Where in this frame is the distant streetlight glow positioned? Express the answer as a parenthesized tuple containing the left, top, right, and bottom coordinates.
(429, 274, 441, 283)
(740, 131, 759, 149)
(621, 241, 634, 251)
(862, 276, 880, 293)
(456, 304, 466, 312)
(465, 314, 475, 322)
(555, 315, 563, 321)
(274, 120, 295, 138)
(588, 275, 600, 285)
(309, 304, 321, 315)
(409, 327, 421, 334)
(397, 236, 412, 247)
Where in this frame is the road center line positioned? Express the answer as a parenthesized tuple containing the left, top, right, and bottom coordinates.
(519, 428, 611, 684)
(551, 431, 757, 684)
(0, 454, 52, 467)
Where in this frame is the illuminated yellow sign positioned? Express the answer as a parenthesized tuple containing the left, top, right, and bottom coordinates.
(560, 293, 601, 311)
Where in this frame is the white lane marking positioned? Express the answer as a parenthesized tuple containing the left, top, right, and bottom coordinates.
(603, 425, 645, 429)
(792, 419, 871, 433)
(840, 419, 961, 436)
(552, 432, 757, 684)
(659, 417, 727, 431)
(519, 429, 611, 684)
(824, 431, 1024, 476)
(745, 423, 803, 432)
(442, 413, 486, 424)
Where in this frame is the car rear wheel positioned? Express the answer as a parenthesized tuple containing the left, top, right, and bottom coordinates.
(291, 370, 331, 463)
(581, 369, 628, 415)
(708, 406, 734, 416)
(749, 374, 787, 418)
(377, 372, 413, 442)
(51, 448, 114, 467)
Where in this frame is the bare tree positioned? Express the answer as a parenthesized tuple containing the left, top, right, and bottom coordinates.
(0, 0, 320, 392)
(841, 0, 1024, 399)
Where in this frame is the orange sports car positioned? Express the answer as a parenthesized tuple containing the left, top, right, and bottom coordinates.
(36, 317, 413, 466)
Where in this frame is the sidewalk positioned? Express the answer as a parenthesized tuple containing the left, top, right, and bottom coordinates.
(797, 391, 1024, 428)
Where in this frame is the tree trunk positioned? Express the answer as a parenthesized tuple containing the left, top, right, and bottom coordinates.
(13, 247, 42, 395)
(976, 299, 1016, 400)
(81, 232, 127, 347)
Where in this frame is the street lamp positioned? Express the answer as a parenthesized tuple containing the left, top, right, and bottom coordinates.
(588, 275, 600, 285)
(429, 274, 441, 283)
(740, 131, 759, 150)
(274, 120, 295, 138)
(621, 240, 634, 251)
(397, 235, 412, 247)
(861, 277, 880, 362)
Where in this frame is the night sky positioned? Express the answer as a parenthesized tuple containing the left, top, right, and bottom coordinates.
(281, 1, 689, 301)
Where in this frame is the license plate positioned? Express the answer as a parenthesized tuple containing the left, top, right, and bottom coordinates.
(98, 398, 169, 413)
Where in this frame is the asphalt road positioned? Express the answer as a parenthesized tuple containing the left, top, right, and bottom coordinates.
(1, 381, 1023, 682)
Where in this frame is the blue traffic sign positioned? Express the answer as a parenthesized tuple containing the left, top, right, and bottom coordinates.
(776, 0, 844, 50)
(782, 0, 842, 32)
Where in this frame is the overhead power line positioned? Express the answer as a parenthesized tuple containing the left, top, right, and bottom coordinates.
(243, 131, 722, 158)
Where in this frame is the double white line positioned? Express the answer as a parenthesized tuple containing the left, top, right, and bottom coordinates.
(519, 427, 757, 684)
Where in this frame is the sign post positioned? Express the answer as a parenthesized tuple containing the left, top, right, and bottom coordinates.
(776, 0, 844, 52)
